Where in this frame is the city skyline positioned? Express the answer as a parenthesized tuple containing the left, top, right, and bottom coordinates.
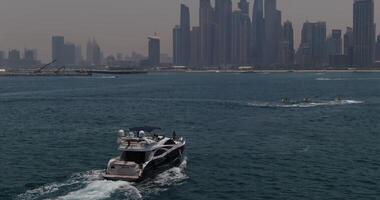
(0, 0, 379, 62)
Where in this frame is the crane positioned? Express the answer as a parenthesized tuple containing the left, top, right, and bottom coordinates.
(34, 60, 57, 73)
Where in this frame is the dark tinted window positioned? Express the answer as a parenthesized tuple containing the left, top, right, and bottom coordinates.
(154, 149, 166, 157)
(121, 152, 146, 164)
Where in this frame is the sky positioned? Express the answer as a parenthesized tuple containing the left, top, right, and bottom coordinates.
(0, 0, 379, 62)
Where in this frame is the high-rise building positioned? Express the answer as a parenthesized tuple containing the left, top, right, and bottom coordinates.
(180, 4, 191, 66)
(172, 4, 191, 66)
(199, 0, 215, 66)
(281, 21, 295, 66)
(344, 27, 354, 65)
(64, 43, 76, 66)
(251, 0, 265, 66)
(190, 26, 201, 67)
(214, 0, 232, 66)
(148, 34, 160, 66)
(263, 0, 282, 66)
(238, 0, 249, 15)
(173, 26, 182, 65)
(75, 45, 82, 65)
(86, 39, 102, 66)
(231, 11, 251, 66)
(296, 21, 327, 67)
(376, 35, 380, 61)
(353, 0, 375, 67)
(8, 49, 21, 67)
(0, 51, 4, 66)
(52, 36, 65, 65)
(327, 30, 343, 56)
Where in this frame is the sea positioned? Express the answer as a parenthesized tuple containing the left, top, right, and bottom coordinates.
(1, 72, 380, 200)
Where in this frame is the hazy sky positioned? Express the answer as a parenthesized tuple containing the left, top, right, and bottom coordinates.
(0, 0, 379, 62)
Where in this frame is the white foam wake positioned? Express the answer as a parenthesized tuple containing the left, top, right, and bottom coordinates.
(247, 99, 363, 108)
(56, 180, 141, 200)
(17, 159, 188, 200)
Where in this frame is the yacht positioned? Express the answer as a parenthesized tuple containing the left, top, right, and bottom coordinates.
(103, 126, 186, 182)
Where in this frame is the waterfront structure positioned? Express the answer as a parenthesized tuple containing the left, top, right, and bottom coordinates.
(263, 0, 282, 66)
(376, 35, 380, 61)
(353, 0, 375, 67)
(296, 21, 327, 67)
(190, 26, 201, 67)
(199, 0, 215, 66)
(281, 21, 295, 66)
(214, 0, 232, 66)
(148, 34, 160, 66)
(251, 0, 265, 66)
(52, 36, 65, 65)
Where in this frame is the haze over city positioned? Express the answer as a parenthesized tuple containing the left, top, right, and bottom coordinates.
(0, 0, 379, 62)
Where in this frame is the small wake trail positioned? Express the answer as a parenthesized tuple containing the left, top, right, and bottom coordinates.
(17, 159, 188, 200)
(246, 99, 364, 108)
(56, 180, 141, 200)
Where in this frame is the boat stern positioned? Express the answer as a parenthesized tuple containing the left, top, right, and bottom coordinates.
(103, 160, 143, 182)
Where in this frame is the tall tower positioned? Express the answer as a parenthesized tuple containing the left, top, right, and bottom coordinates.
(263, 0, 282, 66)
(252, 0, 265, 65)
(180, 4, 191, 66)
(148, 34, 160, 66)
(52, 36, 65, 65)
(353, 0, 375, 67)
(376, 35, 380, 61)
(214, 0, 232, 66)
(173, 26, 181, 65)
(281, 21, 295, 66)
(199, 0, 214, 66)
(238, 0, 249, 15)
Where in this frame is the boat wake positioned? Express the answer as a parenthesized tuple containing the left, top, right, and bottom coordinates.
(16, 158, 188, 200)
(247, 99, 363, 108)
(316, 77, 380, 81)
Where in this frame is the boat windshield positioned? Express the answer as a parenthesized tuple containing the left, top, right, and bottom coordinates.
(120, 151, 147, 164)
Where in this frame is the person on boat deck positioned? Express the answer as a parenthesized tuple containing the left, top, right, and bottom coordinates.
(172, 131, 177, 140)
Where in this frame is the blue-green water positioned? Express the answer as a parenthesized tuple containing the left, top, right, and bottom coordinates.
(1, 73, 380, 200)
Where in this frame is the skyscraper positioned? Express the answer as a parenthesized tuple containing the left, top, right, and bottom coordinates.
(238, 0, 249, 15)
(296, 21, 327, 67)
(251, 0, 265, 66)
(327, 30, 343, 56)
(231, 10, 251, 66)
(281, 21, 295, 66)
(199, 0, 214, 66)
(263, 0, 282, 66)
(344, 27, 354, 65)
(148, 34, 160, 66)
(86, 39, 102, 66)
(190, 26, 201, 67)
(214, 0, 232, 66)
(376, 35, 380, 61)
(353, 0, 375, 67)
(180, 4, 191, 66)
(52, 36, 65, 65)
(64, 43, 76, 66)
(173, 26, 182, 65)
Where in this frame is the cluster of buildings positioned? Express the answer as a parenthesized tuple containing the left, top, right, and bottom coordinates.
(0, 49, 40, 68)
(172, 0, 380, 69)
